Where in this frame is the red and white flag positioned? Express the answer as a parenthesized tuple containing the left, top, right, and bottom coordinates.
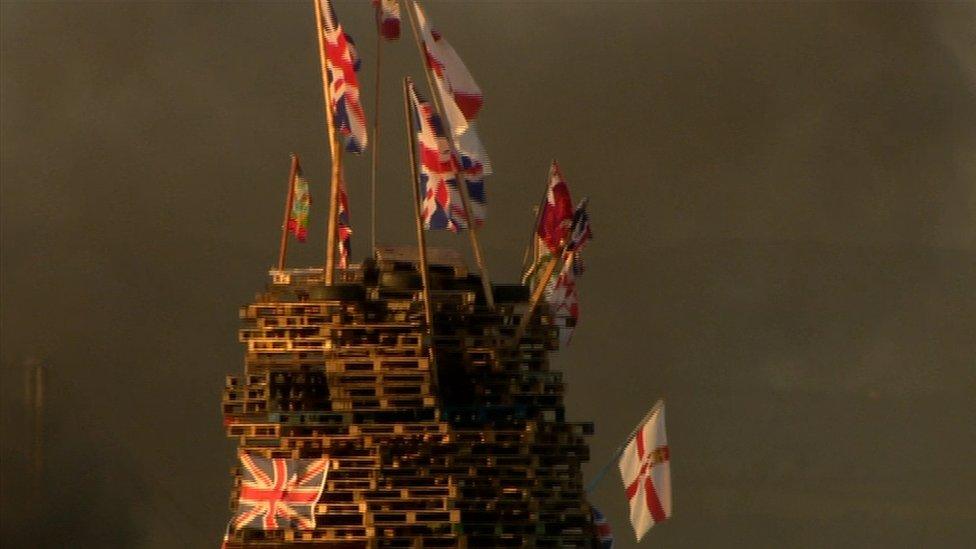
(412, 2, 483, 129)
(544, 255, 579, 347)
(537, 160, 575, 254)
(412, 1, 491, 178)
(372, 0, 400, 40)
(618, 400, 671, 540)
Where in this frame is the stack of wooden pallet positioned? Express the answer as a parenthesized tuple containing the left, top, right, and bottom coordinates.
(222, 253, 595, 548)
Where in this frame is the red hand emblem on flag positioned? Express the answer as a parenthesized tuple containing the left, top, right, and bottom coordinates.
(624, 430, 670, 524)
(618, 400, 671, 540)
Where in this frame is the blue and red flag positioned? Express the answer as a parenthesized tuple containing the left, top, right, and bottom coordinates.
(566, 197, 592, 252)
(372, 0, 400, 40)
(232, 453, 329, 531)
(320, 0, 368, 153)
(591, 506, 615, 549)
(337, 178, 352, 268)
(407, 80, 486, 232)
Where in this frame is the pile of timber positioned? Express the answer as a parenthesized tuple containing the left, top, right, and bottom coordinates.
(222, 248, 596, 548)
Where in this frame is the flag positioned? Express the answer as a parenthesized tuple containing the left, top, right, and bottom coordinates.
(537, 160, 575, 254)
(411, 1, 493, 185)
(544, 256, 579, 347)
(320, 0, 368, 153)
(372, 0, 400, 40)
(566, 197, 592, 252)
(408, 81, 486, 231)
(413, 2, 483, 127)
(287, 168, 311, 242)
(570, 250, 586, 276)
(232, 453, 329, 531)
(412, 2, 491, 180)
(337, 178, 352, 269)
(591, 506, 615, 549)
(618, 401, 671, 540)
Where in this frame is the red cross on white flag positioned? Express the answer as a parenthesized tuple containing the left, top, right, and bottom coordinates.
(618, 400, 671, 540)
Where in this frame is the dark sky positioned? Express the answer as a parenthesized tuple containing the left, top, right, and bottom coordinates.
(2, 1, 974, 547)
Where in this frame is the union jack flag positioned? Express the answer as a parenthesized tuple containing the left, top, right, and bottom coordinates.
(591, 506, 615, 549)
(320, 0, 368, 153)
(566, 197, 592, 252)
(618, 400, 671, 540)
(407, 80, 486, 232)
(537, 160, 574, 254)
(337, 178, 352, 268)
(232, 453, 329, 531)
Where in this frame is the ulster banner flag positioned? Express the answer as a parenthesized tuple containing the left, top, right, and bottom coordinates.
(537, 160, 574, 254)
(618, 400, 671, 540)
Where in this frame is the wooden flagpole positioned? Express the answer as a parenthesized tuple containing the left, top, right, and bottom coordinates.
(403, 77, 438, 388)
(404, 0, 495, 310)
(277, 153, 301, 271)
(403, 79, 435, 339)
(521, 161, 556, 285)
(513, 245, 565, 344)
(314, 0, 342, 285)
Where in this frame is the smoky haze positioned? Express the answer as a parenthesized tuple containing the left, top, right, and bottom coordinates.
(2, 2, 974, 547)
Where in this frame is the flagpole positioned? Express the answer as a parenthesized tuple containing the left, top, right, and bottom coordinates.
(584, 400, 665, 493)
(314, 0, 342, 285)
(404, 0, 495, 310)
(521, 161, 556, 284)
(370, 25, 382, 255)
(514, 246, 566, 344)
(403, 77, 438, 390)
(277, 153, 301, 271)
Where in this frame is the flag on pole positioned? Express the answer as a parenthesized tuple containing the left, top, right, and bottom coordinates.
(544, 256, 579, 347)
(618, 400, 671, 541)
(372, 0, 400, 40)
(566, 197, 592, 252)
(320, 0, 368, 153)
(412, 1, 491, 179)
(408, 81, 486, 232)
(337, 178, 352, 268)
(287, 169, 312, 242)
(413, 1, 483, 124)
(231, 453, 329, 530)
(591, 506, 615, 549)
(537, 160, 575, 254)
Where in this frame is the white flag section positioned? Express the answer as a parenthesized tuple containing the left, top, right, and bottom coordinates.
(413, 1, 491, 176)
(413, 1, 483, 124)
(544, 255, 579, 347)
(618, 400, 671, 541)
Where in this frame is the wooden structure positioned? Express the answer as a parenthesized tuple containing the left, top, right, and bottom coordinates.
(222, 247, 596, 547)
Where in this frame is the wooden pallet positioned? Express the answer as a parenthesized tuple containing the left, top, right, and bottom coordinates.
(222, 260, 597, 548)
